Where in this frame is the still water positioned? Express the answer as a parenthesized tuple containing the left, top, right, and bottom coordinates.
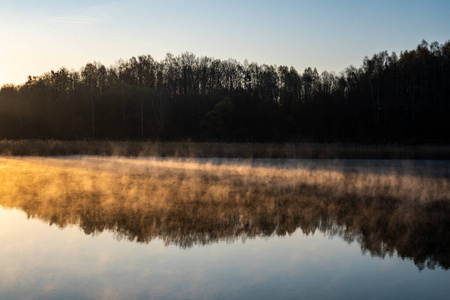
(0, 157, 449, 299)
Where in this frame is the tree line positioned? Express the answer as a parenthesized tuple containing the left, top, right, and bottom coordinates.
(1, 40, 449, 142)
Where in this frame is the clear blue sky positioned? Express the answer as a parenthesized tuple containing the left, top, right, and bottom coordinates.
(0, 0, 449, 86)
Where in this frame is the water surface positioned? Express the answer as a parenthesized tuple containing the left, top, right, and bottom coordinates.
(0, 157, 449, 299)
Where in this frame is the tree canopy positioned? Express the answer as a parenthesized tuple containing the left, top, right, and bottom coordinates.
(1, 40, 449, 143)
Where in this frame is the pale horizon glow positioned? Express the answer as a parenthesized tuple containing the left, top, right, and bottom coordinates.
(1, 0, 449, 86)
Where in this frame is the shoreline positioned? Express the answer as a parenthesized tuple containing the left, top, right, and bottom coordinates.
(1, 140, 449, 159)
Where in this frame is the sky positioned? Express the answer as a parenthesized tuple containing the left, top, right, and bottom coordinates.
(0, 0, 449, 86)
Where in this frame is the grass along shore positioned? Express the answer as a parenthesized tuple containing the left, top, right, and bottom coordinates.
(0, 140, 449, 159)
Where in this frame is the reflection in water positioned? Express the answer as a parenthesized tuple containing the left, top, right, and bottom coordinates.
(0, 157, 449, 270)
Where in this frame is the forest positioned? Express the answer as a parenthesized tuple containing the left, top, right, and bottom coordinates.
(0, 40, 449, 143)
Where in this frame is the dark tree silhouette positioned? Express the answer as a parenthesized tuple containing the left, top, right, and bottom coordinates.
(0, 40, 449, 142)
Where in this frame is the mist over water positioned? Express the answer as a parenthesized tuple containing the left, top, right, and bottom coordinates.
(1, 157, 450, 299)
(1, 157, 449, 269)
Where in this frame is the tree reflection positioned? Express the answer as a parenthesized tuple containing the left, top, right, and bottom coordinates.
(0, 157, 449, 270)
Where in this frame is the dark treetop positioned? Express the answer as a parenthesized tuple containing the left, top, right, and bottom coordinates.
(1, 40, 449, 143)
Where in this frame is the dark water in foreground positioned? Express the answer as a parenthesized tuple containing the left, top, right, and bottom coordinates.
(0, 157, 449, 299)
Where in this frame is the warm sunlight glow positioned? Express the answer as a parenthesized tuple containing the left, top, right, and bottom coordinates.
(1, 1, 450, 298)
(1, 1, 449, 86)
(0, 71, 5, 87)
(0, 157, 449, 270)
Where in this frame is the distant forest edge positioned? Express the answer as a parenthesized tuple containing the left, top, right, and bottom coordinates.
(1, 40, 449, 143)
(1, 140, 450, 159)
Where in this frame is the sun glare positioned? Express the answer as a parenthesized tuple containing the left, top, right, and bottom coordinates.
(0, 71, 17, 88)
(0, 71, 12, 88)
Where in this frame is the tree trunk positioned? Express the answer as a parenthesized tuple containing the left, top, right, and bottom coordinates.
(90, 91, 95, 139)
(140, 98, 144, 139)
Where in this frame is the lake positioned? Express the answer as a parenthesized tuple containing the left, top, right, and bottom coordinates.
(0, 157, 449, 299)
